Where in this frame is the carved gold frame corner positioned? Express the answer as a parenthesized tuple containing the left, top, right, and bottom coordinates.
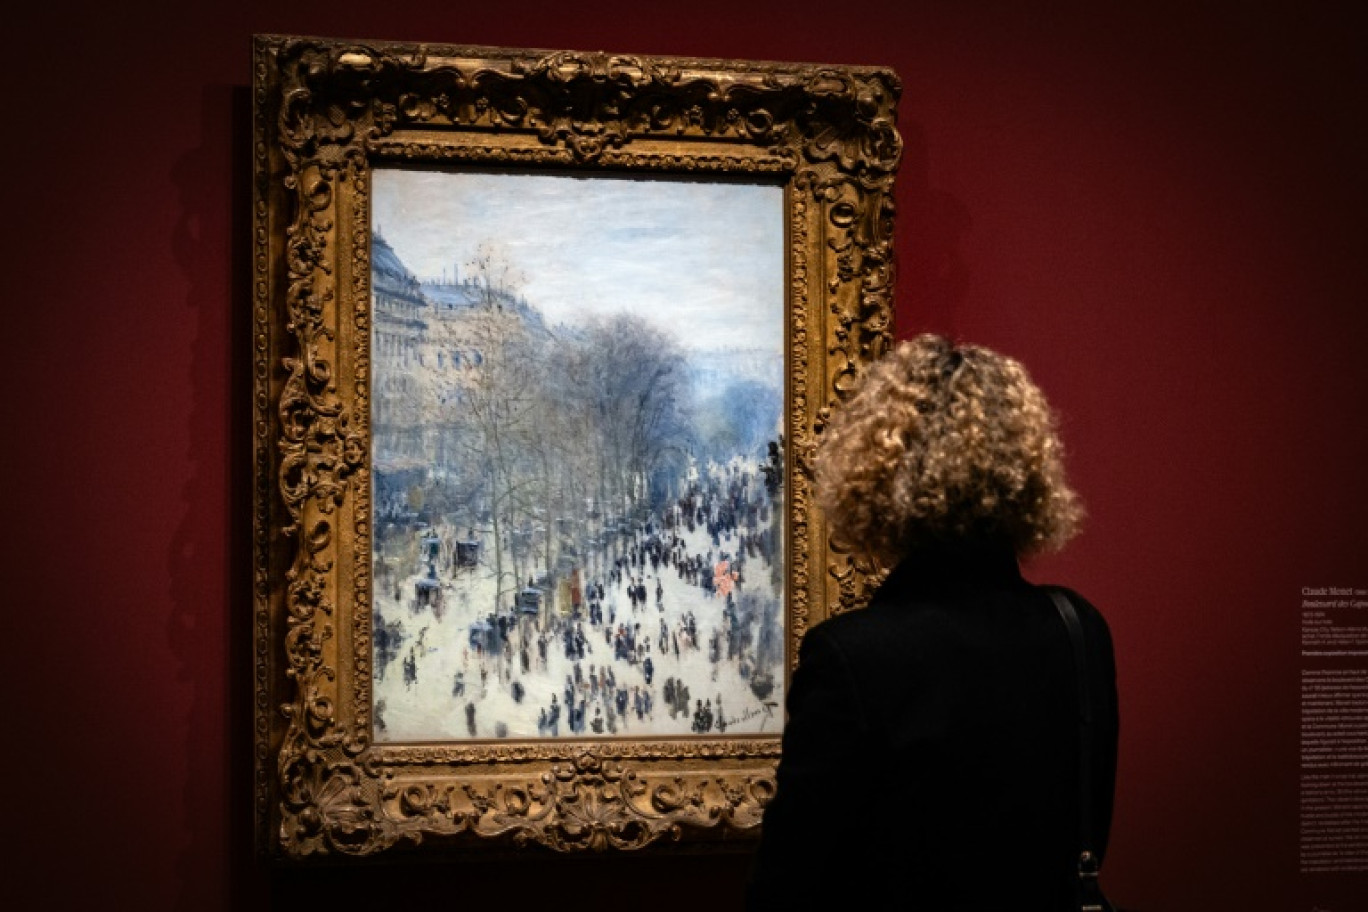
(251, 33, 900, 861)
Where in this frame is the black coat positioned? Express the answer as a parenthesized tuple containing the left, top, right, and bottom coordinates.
(746, 545, 1118, 911)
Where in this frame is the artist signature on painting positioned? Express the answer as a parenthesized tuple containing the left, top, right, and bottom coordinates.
(721, 701, 779, 730)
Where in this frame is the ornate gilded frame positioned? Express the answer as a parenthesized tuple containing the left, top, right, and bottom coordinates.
(252, 34, 899, 861)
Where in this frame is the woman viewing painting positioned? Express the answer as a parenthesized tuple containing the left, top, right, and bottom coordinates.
(747, 334, 1119, 911)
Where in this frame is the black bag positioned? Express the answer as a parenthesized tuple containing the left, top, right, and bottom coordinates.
(1048, 588, 1117, 912)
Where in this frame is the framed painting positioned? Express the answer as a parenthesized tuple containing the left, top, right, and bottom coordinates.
(252, 34, 901, 860)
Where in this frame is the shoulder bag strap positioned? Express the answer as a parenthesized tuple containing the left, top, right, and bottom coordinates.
(1048, 587, 1112, 912)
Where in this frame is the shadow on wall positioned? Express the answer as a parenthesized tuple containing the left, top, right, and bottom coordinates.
(168, 84, 264, 911)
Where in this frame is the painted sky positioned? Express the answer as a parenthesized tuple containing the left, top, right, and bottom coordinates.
(372, 168, 784, 351)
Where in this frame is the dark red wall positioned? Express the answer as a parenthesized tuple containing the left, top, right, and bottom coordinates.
(8, 2, 1364, 909)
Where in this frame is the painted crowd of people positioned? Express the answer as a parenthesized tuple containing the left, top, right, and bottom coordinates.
(373, 458, 784, 740)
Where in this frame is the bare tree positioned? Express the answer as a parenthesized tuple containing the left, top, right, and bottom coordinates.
(449, 247, 541, 613)
(574, 314, 693, 520)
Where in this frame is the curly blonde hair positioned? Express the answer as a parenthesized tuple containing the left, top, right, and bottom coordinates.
(815, 334, 1083, 560)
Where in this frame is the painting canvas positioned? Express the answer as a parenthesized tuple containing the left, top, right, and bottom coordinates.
(369, 168, 787, 742)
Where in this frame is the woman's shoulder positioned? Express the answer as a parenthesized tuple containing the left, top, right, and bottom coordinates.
(808, 576, 1111, 650)
(800, 581, 955, 658)
(1037, 584, 1114, 636)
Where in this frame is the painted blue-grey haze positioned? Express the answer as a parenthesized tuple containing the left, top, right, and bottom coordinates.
(369, 168, 786, 743)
